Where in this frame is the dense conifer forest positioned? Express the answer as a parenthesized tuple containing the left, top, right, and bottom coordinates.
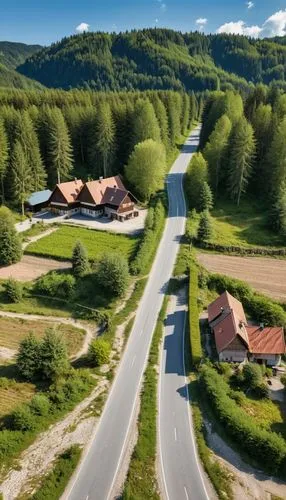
(17, 30, 286, 92)
(0, 89, 199, 210)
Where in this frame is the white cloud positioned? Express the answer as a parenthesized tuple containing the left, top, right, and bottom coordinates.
(76, 22, 90, 33)
(216, 9, 286, 38)
(196, 18, 208, 26)
(246, 1, 254, 9)
(157, 0, 167, 12)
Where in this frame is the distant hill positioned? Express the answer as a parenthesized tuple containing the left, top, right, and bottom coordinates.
(0, 41, 42, 69)
(0, 62, 44, 90)
(17, 29, 286, 92)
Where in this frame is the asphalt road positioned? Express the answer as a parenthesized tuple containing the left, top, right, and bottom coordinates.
(65, 125, 201, 500)
(159, 292, 209, 500)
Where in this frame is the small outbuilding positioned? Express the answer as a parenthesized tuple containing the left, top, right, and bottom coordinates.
(25, 189, 52, 213)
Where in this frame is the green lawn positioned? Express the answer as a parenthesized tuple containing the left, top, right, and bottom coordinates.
(188, 200, 285, 249)
(25, 226, 139, 262)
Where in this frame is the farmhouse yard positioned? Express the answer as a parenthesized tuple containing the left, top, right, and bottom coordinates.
(198, 253, 286, 302)
(0, 255, 71, 282)
(25, 226, 139, 262)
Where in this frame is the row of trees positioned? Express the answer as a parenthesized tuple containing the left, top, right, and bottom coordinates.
(0, 89, 199, 211)
(186, 87, 286, 240)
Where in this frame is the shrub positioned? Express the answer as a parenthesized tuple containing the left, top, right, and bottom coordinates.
(30, 394, 51, 416)
(97, 254, 129, 297)
(199, 365, 286, 473)
(4, 277, 22, 303)
(9, 404, 36, 432)
(72, 241, 89, 278)
(88, 339, 111, 366)
(243, 363, 263, 390)
(35, 272, 76, 300)
(189, 262, 202, 367)
(254, 383, 269, 399)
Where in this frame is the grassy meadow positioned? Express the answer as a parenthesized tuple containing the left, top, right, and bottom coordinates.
(0, 377, 36, 418)
(25, 226, 139, 262)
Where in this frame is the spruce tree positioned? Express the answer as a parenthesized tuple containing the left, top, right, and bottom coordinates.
(228, 117, 255, 206)
(72, 241, 89, 277)
(198, 211, 213, 242)
(266, 116, 286, 196)
(17, 333, 40, 381)
(12, 141, 33, 216)
(0, 206, 22, 265)
(45, 107, 73, 185)
(203, 114, 232, 195)
(151, 96, 170, 150)
(270, 183, 286, 239)
(0, 118, 8, 203)
(198, 182, 213, 212)
(131, 98, 160, 150)
(39, 329, 69, 381)
(95, 101, 115, 178)
(181, 93, 190, 135)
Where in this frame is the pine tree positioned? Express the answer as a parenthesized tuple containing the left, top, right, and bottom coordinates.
(203, 114, 232, 195)
(95, 101, 115, 178)
(131, 99, 160, 150)
(17, 333, 40, 381)
(45, 107, 73, 185)
(270, 182, 286, 239)
(125, 139, 166, 201)
(266, 116, 286, 196)
(181, 93, 190, 135)
(198, 211, 213, 241)
(198, 182, 213, 212)
(12, 141, 33, 216)
(72, 241, 89, 277)
(0, 118, 8, 203)
(39, 328, 69, 381)
(228, 117, 255, 206)
(151, 96, 170, 150)
(0, 206, 22, 265)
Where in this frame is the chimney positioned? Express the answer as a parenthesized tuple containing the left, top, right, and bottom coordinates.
(259, 323, 264, 331)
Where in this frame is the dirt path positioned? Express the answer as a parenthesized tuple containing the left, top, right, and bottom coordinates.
(0, 311, 96, 360)
(205, 419, 286, 499)
(0, 255, 71, 282)
(22, 227, 58, 250)
(198, 253, 286, 302)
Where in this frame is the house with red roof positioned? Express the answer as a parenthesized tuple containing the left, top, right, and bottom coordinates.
(48, 175, 138, 221)
(208, 291, 285, 366)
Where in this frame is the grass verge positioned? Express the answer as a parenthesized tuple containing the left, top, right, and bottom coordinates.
(122, 297, 168, 500)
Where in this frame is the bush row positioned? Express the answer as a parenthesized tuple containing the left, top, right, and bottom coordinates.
(189, 262, 202, 367)
(199, 365, 286, 474)
(0, 370, 95, 465)
(130, 197, 166, 276)
(196, 240, 286, 256)
(207, 273, 286, 327)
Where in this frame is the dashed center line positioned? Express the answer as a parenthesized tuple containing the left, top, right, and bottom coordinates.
(131, 356, 136, 368)
(174, 427, 177, 441)
(184, 486, 189, 500)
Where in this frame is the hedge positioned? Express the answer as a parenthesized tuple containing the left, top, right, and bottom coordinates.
(196, 240, 286, 257)
(130, 198, 166, 276)
(200, 365, 286, 474)
(207, 273, 286, 327)
(189, 262, 202, 367)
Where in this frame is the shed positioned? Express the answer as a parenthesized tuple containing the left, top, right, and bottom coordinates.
(25, 190, 52, 212)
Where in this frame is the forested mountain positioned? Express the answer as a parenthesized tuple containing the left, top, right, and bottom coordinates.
(0, 88, 199, 211)
(0, 41, 42, 69)
(18, 29, 286, 92)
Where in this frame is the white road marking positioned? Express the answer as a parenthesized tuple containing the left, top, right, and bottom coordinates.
(85, 496, 89, 500)
(139, 330, 143, 337)
(184, 486, 189, 500)
(174, 427, 177, 441)
(131, 356, 136, 368)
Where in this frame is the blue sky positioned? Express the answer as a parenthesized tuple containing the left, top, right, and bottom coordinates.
(1, 0, 286, 46)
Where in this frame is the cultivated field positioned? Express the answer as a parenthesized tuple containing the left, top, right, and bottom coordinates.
(25, 226, 139, 261)
(0, 255, 71, 282)
(198, 253, 286, 302)
(0, 316, 85, 357)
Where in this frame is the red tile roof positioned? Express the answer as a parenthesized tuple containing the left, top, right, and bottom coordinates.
(84, 176, 125, 205)
(246, 326, 286, 355)
(208, 290, 246, 324)
(213, 310, 249, 352)
(56, 179, 83, 203)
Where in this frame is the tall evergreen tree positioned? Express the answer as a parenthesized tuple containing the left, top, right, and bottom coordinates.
(203, 114, 232, 195)
(198, 182, 213, 212)
(12, 141, 33, 216)
(0, 118, 9, 203)
(0, 206, 22, 265)
(72, 241, 89, 277)
(185, 152, 208, 210)
(228, 117, 255, 206)
(181, 93, 190, 135)
(266, 116, 286, 196)
(151, 96, 170, 150)
(95, 101, 115, 178)
(45, 107, 73, 185)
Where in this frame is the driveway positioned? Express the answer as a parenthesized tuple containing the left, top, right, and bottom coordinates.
(31, 209, 147, 235)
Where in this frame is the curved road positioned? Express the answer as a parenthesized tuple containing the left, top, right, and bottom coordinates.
(64, 126, 201, 500)
(159, 292, 210, 500)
